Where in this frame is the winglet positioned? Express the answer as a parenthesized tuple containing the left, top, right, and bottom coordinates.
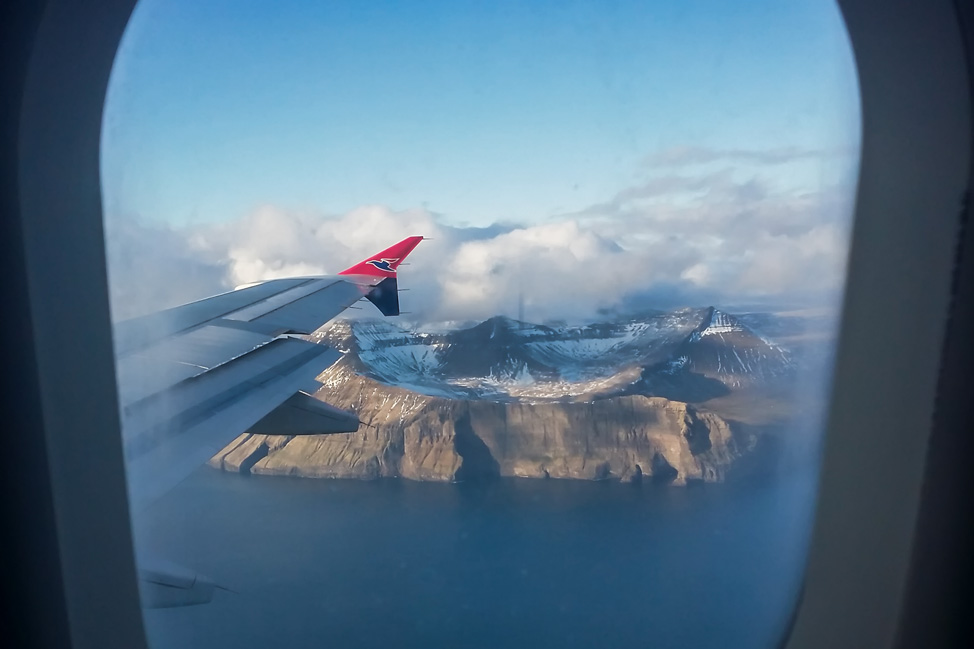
(338, 236, 424, 278)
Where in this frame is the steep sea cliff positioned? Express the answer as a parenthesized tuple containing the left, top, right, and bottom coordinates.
(211, 364, 739, 484)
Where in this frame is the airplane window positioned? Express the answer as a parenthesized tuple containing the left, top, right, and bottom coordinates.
(100, 0, 860, 647)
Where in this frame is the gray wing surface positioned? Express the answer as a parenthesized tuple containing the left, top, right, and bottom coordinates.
(115, 275, 374, 510)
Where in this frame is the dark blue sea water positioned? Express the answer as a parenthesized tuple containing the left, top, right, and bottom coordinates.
(137, 469, 817, 649)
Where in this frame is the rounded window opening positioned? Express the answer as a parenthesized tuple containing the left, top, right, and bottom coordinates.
(102, 1, 860, 647)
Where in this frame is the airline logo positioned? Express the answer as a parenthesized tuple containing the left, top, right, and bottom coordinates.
(365, 258, 399, 272)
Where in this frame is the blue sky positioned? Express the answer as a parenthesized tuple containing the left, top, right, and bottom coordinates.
(102, 0, 857, 227)
(101, 0, 861, 321)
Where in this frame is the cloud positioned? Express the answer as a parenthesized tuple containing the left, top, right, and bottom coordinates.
(103, 218, 229, 320)
(106, 205, 472, 321)
(103, 158, 856, 324)
(571, 153, 855, 308)
(437, 220, 628, 321)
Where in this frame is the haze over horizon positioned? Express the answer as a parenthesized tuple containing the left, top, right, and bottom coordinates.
(101, 0, 861, 323)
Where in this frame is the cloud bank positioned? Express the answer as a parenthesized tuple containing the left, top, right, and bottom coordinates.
(104, 153, 857, 324)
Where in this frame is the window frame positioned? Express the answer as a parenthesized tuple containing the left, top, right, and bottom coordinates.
(2, 0, 971, 647)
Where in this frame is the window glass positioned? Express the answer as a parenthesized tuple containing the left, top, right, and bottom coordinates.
(101, 1, 860, 647)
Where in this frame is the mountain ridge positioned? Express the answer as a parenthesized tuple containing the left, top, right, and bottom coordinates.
(310, 306, 795, 403)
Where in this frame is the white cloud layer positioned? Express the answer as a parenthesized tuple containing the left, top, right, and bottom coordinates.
(104, 159, 856, 324)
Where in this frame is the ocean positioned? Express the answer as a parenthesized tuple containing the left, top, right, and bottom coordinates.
(137, 469, 816, 649)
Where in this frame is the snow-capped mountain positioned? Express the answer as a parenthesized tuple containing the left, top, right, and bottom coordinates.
(640, 308, 793, 389)
(311, 306, 797, 403)
(214, 307, 818, 485)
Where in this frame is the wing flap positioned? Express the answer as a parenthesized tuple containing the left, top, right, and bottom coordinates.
(115, 276, 373, 405)
(122, 338, 339, 455)
(116, 324, 275, 404)
(248, 390, 359, 435)
(124, 338, 341, 509)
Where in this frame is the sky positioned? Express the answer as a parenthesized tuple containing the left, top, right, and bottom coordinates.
(101, 0, 861, 323)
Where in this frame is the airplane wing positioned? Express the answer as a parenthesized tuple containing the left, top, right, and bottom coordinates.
(118, 236, 424, 607)
(114, 235, 423, 512)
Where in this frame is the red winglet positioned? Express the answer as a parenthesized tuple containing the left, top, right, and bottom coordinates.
(338, 236, 424, 277)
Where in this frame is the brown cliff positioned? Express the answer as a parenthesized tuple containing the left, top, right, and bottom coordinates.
(210, 363, 738, 485)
